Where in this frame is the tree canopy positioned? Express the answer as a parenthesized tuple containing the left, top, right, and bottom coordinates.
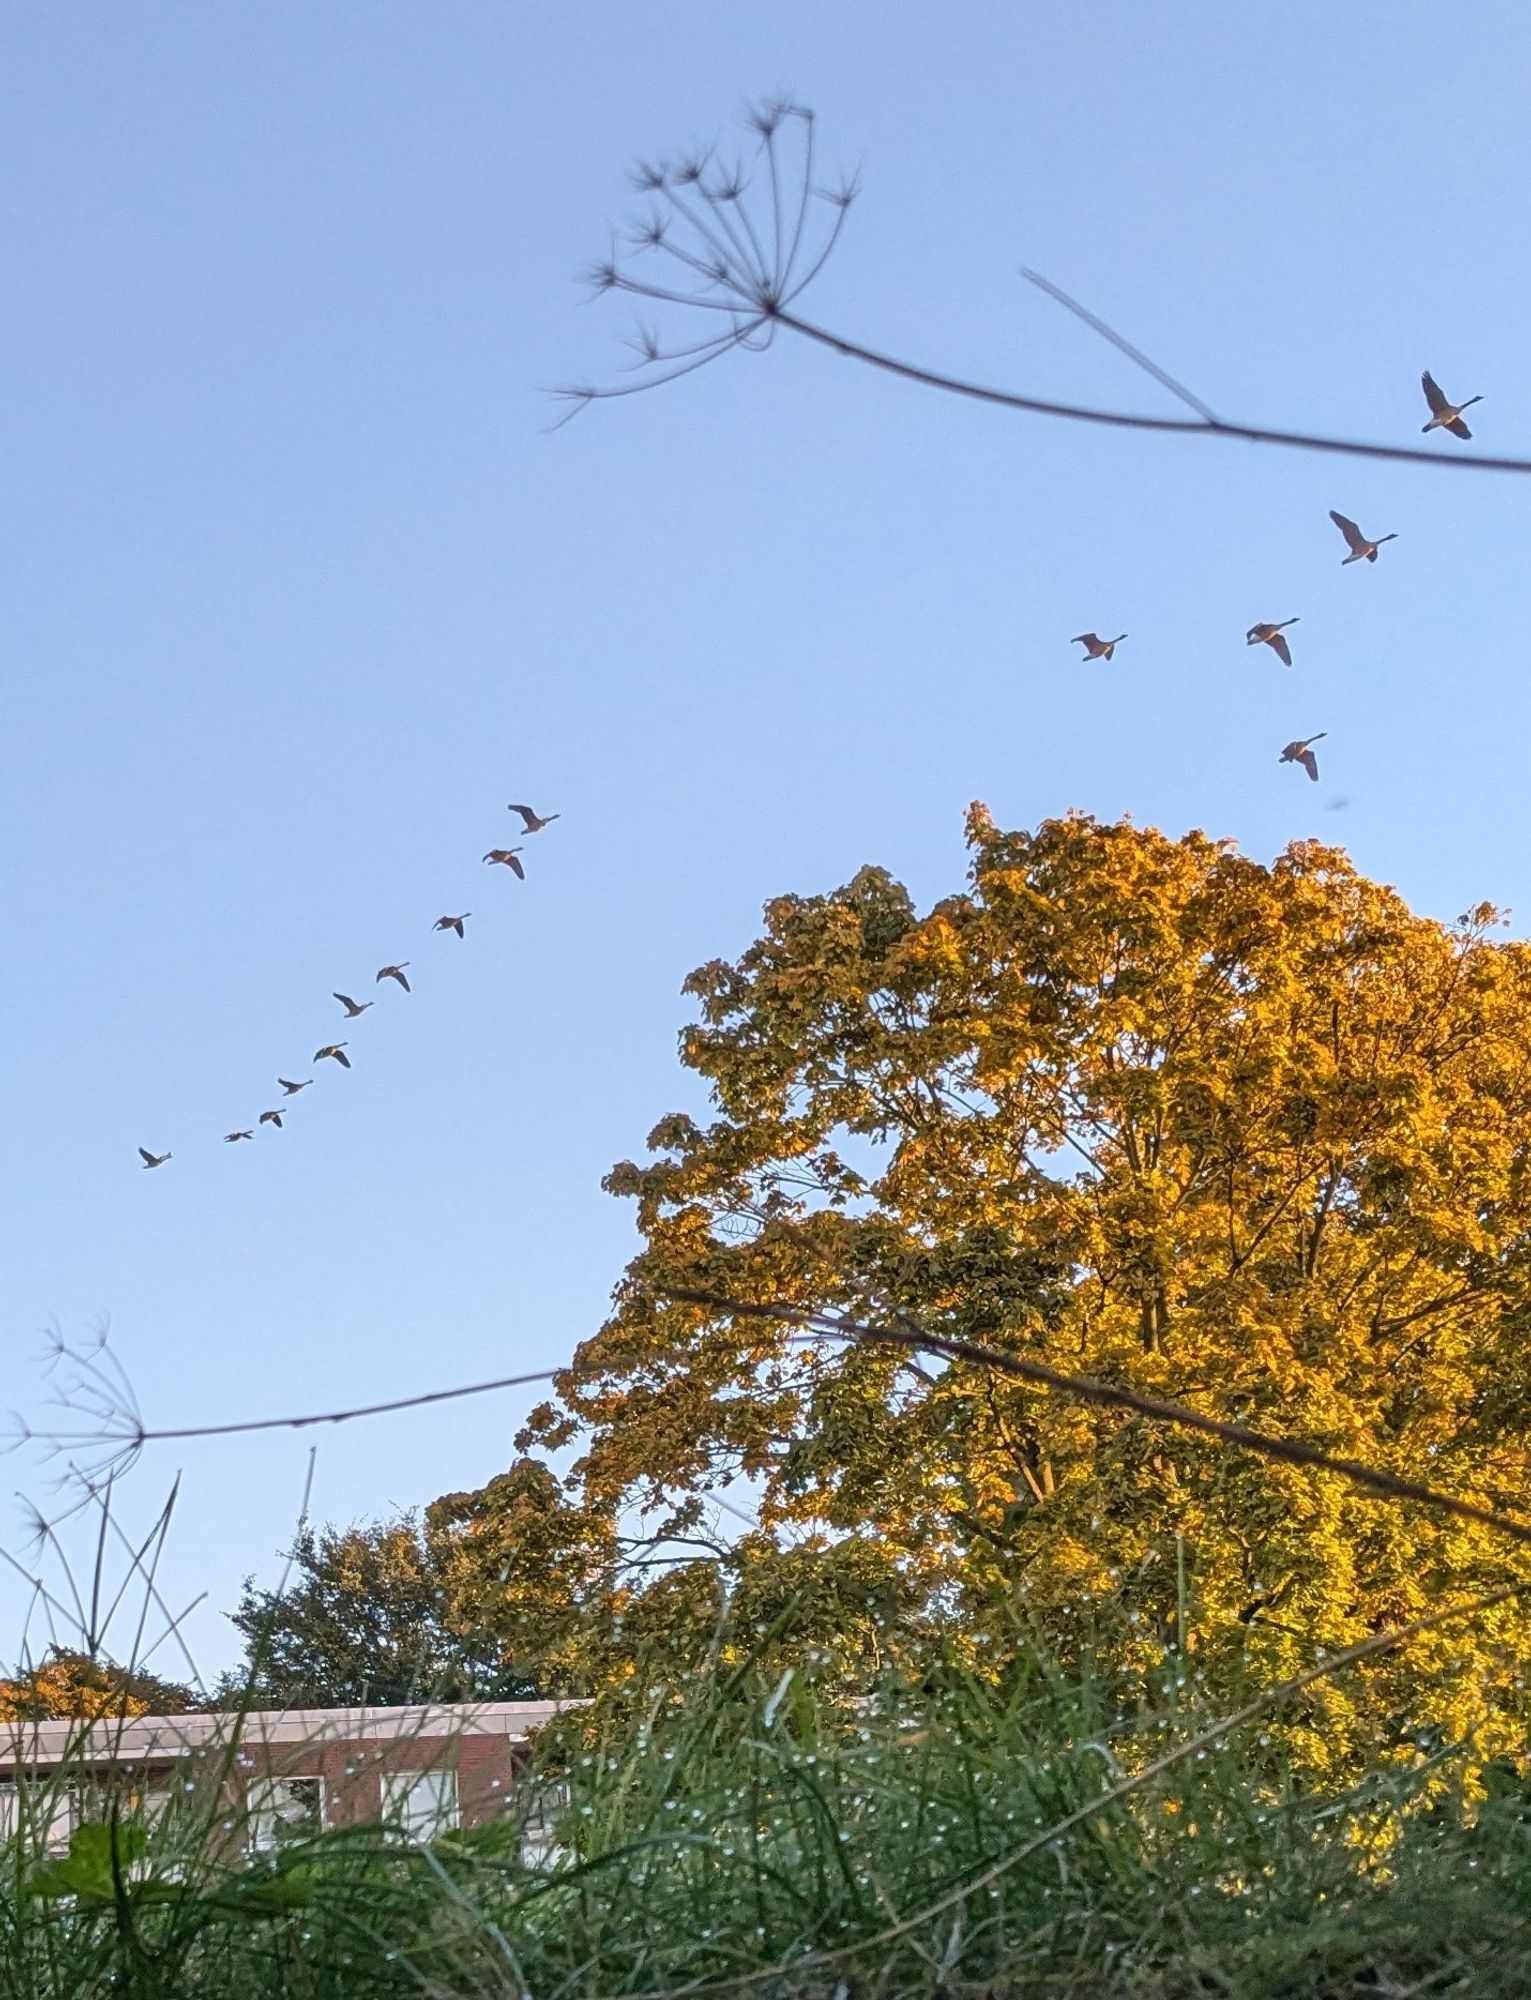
(0, 1649, 194, 1722)
(513, 807, 1531, 1770)
(228, 1464, 617, 1707)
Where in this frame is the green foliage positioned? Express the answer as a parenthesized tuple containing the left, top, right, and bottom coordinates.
(25, 1819, 150, 1903)
(426, 1456, 621, 1692)
(227, 1515, 541, 1707)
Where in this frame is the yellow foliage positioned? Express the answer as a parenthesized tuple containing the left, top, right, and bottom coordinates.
(0, 1649, 192, 1722)
(527, 810, 1531, 1772)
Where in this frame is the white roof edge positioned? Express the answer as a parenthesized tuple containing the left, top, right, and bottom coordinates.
(0, 1699, 579, 1769)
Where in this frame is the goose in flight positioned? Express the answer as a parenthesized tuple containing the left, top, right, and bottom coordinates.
(259, 1108, 286, 1129)
(1329, 511, 1397, 565)
(224, 1129, 254, 1144)
(434, 913, 471, 937)
(508, 804, 560, 833)
(315, 1043, 351, 1068)
(1280, 733, 1327, 782)
(138, 1147, 171, 1170)
(1420, 370, 1482, 440)
(278, 1077, 312, 1095)
(1071, 631, 1127, 662)
(1246, 619, 1300, 667)
(483, 848, 526, 878)
(376, 963, 411, 991)
(333, 992, 373, 1018)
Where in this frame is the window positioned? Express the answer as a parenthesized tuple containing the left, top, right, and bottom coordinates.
(0, 1781, 74, 1853)
(246, 1775, 324, 1852)
(380, 1766, 458, 1841)
(76, 1776, 174, 1830)
(127, 1787, 174, 1829)
(519, 1779, 570, 1869)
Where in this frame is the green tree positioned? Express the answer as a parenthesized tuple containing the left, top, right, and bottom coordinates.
(227, 1464, 626, 1704)
(228, 1515, 536, 1707)
(522, 807, 1531, 1774)
(427, 1457, 622, 1692)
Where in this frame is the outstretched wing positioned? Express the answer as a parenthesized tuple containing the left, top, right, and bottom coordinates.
(1448, 416, 1473, 440)
(1299, 748, 1319, 782)
(138, 1147, 155, 1166)
(1270, 633, 1293, 667)
(507, 804, 535, 830)
(1422, 369, 1449, 415)
(508, 853, 525, 880)
(1329, 510, 1366, 555)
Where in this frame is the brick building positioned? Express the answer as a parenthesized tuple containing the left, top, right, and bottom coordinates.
(0, 1700, 570, 1856)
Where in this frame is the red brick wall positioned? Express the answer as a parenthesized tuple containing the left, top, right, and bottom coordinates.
(234, 1731, 522, 1828)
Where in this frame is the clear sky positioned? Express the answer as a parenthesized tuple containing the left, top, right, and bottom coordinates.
(5, 3, 1529, 1679)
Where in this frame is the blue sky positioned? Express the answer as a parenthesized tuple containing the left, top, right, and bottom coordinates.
(5, 3, 1530, 1680)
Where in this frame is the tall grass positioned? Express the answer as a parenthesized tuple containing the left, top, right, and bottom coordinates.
(5, 1413, 1528, 1995)
(4, 1623, 1531, 1999)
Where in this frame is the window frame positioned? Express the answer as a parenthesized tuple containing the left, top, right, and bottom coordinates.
(379, 1764, 459, 1842)
(244, 1773, 325, 1853)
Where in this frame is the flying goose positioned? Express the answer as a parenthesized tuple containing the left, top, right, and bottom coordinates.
(1246, 619, 1300, 667)
(278, 1077, 312, 1095)
(376, 963, 411, 991)
(1329, 511, 1397, 565)
(1071, 631, 1127, 662)
(224, 1129, 254, 1144)
(1420, 370, 1482, 440)
(314, 1043, 351, 1068)
(508, 804, 560, 833)
(333, 992, 373, 1018)
(259, 1108, 285, 1129)
(1280, 733, 1327, 782)
(138, 1147, 171, 1170)
(433, 914, 471, 937)
(483, 848, 525, 878)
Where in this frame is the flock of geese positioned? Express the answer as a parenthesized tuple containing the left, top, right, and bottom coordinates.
(1072, 371, 1483, 785)
(132, 378, 1489, 1170)
(136, 804, 562, 1169)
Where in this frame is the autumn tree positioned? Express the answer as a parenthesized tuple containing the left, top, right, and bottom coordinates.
(523, 807, 1531, 1772)
(0, 1649, 194, 1722)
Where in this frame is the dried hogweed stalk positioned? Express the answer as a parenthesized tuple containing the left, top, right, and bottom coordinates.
(555, 98, 857, 420)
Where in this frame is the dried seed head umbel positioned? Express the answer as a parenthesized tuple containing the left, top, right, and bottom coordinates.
(555, 100, 858, 422)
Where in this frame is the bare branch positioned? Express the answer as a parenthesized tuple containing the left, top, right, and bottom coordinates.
(12, 1337, 564, 1486)
(1020, 266, 1221, 424)
(773, 310, 1531, 474)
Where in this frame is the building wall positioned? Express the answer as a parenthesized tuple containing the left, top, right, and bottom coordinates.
(2, 1702, 569, 1856)
(231, 1728, 520, 1829)
(5, 1732, 530, 1853)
